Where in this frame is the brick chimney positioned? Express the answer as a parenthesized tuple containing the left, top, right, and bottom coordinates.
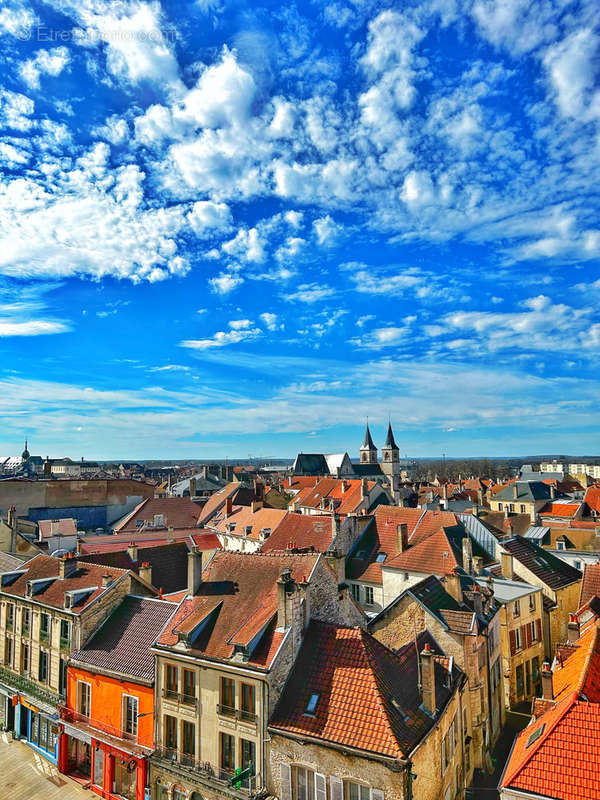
(189, 477, 197, 497)
(187, 547, 203, 596)
(360, 478, 368, 502)
(101, 572, 113, 588)
(225, 497, 233, 518)
(501, 551, 514, 580)
(331, 515, 341, 540)
(420, 643, 436, 714)
(139, 562, 152, 584)
(251, 500, 263, 513)
(8, 506, 17, 554)
(445, 569, 463, 603)
(472, 584, 483, 616)
(567, 613, 580, 644)
(254, 481, 264, 501)
(127, 542, 138, 562)
(513, 483, 518, 500)
(541, 662, 553, 700)
(202, 465, 209, 480)
(59, 553, 77, 580)
(477, 488, 484, 506)
(550, 484, 556, 500)
(462, 537, 473, 573)
(397, 523, 408, 553)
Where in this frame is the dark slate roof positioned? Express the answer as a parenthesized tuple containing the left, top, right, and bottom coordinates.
(0, 551, 25, 571)
(383, 423, 398, 450)
(269, 621, 463, 759)
(352, 463, 384, 477)
(77, 542, 189, 593)
(70, 595, 176, 682)
(503, 536, 582, 590)
(362, 424, 376, 450)
(494, 481, 553, 502)
(293, 454, 330, 475)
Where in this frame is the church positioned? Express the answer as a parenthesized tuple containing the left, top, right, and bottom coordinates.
(292, 422, 414, 487)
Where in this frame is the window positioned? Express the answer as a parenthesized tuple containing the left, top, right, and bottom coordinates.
(22, 643, 29, 674)
(241, 739, 256, 786)
(39, 650, 49, 683)
(220, 732, 235, 772)
(93, 748, 104, 787)
(241, 683, 256, 720)
(516, 664, 524, 696)
(346, 783, 369, 800)
(5, 637, 12, 667)
(220, 676, 235, 713)
(173, 787, 186, 800)
(113, 757, 136, 800)
(498, 503, 503, 511)
(182, 669, 196, 703)
(525, 660, 531, 695)
(575, 560, 582, 570)
(155, 781, 168, 800)
(165, 664, 178, 698)
(529, 594, 535, 611)
(164, 714, 177, 750)
(305, 693, 319, 715)
(532, 656, 540, 684)
(122, 694, 138, 738)
(77, 680, 91, 718)
(513, 599, 520, 618)
(530, 621, 538, 643)
(182, 720, 195, 760)
(364, 586, 374, 605)
(40, 613, 50, 642)
(6, 604, 14, 630)
(557, 541, 565, 551)
(515, 627, 522, 651)
(60, 619, 71, 647)
(508, 503, 515, 513)
(520, 504, 526, 513)
(59, 658, 67, 695)
(351, 584, 360, 603)
(22, 608, 30, 635)
(293, 766, 314, 800)
(375, 553, 387, 563)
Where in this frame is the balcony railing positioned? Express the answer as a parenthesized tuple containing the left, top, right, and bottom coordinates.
(6, 621, 13, 632)
(21, 624, 30, 636)
(216, 703, 236, 718)
(215, 704, 256, 723)
(239, 709, 257, 723)
(39, 631, 50, 645)
(161, 689, 198, 710)
(152, 748, 257, 794)
(0, 665, 62, 707)
(59, 705, 138, 743)
(59, 638, 70, 653)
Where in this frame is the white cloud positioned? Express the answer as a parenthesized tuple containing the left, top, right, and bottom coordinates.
(353, 319, 416, 349)
(228, 319, 253, 330)
(149, 364, 191, 372)
(209, 273, 243, 294)
(222, 227, 264, 262)
(286, 283, 336, 303)
(543, 29, 600, 121)
(0, 318, 70, 336)
(93, 115, 129, 145)
(260, 312, 279, 331)
(19, 47, 70, 90)
(187, 201, 232, 235)
(180, 327, 261, 350)
(313, 215, 341, 246)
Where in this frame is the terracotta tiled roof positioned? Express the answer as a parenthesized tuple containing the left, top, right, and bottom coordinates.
(539, 502, 581, 518)
(114, 497, 201, 533)
(270, 622, 463, 759)
(208, 505, 287, 541)
(409, 510, 458, 545)
(584, 486, 600, 515)
(198, 482, 250, 524)
(260, 514, 336, 553)
(347, 507, 424, 583)
(155, 551, 319, 668)
(71, 596, 176, 681)
(384, 527, 460, 575)
(0, 553, 130, 612)
(438, 609, 476, 634)
(38, 518, 77, 538)
(291, 478, 379, 517)
(580, 563, 600, 609)
(78, 528, 219, 554)
(552, 621, 600, 704)
(77, 542, 190, 594)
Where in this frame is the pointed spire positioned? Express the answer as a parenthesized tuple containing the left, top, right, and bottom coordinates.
(384, 422, 398, 450)
(362, 422, 376, 450)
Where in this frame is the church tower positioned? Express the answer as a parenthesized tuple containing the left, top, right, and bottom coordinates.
(359, 423, 378, 464)
(381, 422, 400, 476)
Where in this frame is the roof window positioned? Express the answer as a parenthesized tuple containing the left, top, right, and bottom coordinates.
(526, 724, 545, 748)
(305, 693, 320, 715)
(376, 553, 387, 563)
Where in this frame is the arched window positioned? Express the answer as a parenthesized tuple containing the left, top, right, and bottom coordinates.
(190, 793, 204, 800)
(155, 780, 169, 800)
(173, 786, 187, 800)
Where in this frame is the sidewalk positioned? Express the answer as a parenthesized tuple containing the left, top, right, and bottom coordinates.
(0, 732, 90, 799)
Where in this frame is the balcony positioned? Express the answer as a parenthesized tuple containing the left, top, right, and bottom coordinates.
(21, 624, 30, 637)
(59, 638, 70, 653)
(216, 703, 236, 718)
(239, 709, 257, 723)
(161, 689, 198, 710)
(0, 665, 62, 707)
(59, 705, 138, 743)
(39, 631, 50, 645)
(152, 748, 257, 796)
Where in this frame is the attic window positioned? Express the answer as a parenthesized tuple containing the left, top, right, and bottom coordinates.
(526, 724, 545, 748)
(305, 693, 320, 715)
(376, 553, 387, 563)
(136, 520, 143, 527)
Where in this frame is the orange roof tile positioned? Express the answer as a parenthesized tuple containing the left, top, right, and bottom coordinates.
(260, 514, 336, 553)
(208, 505, 287, 540)
(579, 562, 600, 610)
(384, 527, 460, 575)
(539, 502, 581, 518)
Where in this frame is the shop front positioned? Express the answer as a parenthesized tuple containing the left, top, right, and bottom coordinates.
(60, 721, 93, 783)
(0, 682, 17, 733)
(89, 740, 147, 800)
(20, 698, 60, 763)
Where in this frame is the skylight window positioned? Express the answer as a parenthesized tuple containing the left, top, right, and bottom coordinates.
(376, 553, 387, 563)
(305, 693, 320, 715)
(526, 724, 545, 748)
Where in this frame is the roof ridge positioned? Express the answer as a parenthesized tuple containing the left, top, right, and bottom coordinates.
(578, 620, 600, 698)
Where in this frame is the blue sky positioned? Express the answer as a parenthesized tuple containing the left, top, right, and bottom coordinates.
(0, 0, 598, 460)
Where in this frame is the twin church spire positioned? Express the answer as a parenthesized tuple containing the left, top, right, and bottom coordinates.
(359, 421, 399, 465)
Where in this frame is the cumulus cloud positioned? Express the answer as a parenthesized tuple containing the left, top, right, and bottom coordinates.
(286, 283, 336, 303)
(260, 312, 279, 331)
(19, 48, 70, 90)
(209, 273, 243, 294)
(180, 326, 261, 350)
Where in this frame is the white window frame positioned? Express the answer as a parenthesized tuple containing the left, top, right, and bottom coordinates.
(122, 693, 139, 738)
(77, 680, 91, 718)
(364, 586, 374, 606)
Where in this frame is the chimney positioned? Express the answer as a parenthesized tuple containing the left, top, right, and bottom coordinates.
(477, 488, 484, 506)
(506, 522, 513, 537)
(127, 542, 138, 562)
(254, 480, 264, 501)
(202, 465, 209, 479)
(420, 643, 436, 715)
(567, 613, 580, 644)
(8, 506, 17, 553)
(445, 570, 463, 604)
(76, 537, 82, 555)
(442, 483, 448, 500)
(361, 478, 368, 501)
(189, 477, 197, 497)
(277, 568, 295, 630)
(251, 500, 263, 513)
(331, 515, 341, 540)
(501, 551, 514, 580)
(139, 561, 152, 584)
(513, 483, 518, 500)
(397, 523, 408, 553)
(472, 584, 483, 616)
(101, 573, 113, 588)
(504, 506, 510, 519)
(472, 556, 484, 575)
(225, 497, 233, 518)
(187, 547, 203, 596)
(550, 484, 556, 500)
(59, 554, 77, 580)
(462, 537, 473, 573)
(541, 662, 553, 700)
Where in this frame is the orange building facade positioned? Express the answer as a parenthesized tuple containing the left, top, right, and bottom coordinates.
(59, 664, 155, 800)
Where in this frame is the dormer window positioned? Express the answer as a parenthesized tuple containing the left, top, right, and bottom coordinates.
(375, 553, 387, 563)
(305, 693, 319, 715)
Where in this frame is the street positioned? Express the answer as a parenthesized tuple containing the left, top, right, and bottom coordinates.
(0, 732, 90, 799)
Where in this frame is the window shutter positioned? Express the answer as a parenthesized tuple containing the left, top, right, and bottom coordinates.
(536, 618, 542, 642)
(441, 737, 446, 772)
(524, 623, 531, 649)
(315, 773, 327, 800)
(280, 764, 292, 800)
(330, 776, 343, 800)
(509, 630, 516, 656)
(371, 789, 384, 800)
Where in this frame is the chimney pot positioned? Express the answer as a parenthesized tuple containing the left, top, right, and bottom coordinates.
(568, 614, 580, 644)
(187, 547, 203, 596)
(513, 483, 518, 500)
(420, 643, 436, 714)
(127, 542, 138, 562)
